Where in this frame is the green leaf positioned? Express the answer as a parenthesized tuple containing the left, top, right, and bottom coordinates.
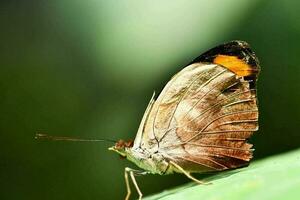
(145, 149, 300, 200)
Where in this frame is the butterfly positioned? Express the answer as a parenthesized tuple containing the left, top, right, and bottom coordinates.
(109, 40, 260, 200)
(36, 40, 260, 200)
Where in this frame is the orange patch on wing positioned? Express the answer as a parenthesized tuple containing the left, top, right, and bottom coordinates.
(213, 55, 254, 76)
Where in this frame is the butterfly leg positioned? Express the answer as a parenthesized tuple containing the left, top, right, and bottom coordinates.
(170, 161, 208, 185)
(125, 167, 147, 200)
(129, 170, 143, 200)
(124, 167, 131, 200)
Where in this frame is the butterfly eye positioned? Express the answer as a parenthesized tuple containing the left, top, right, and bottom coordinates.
(115, 139, 125, 149)
(124, 140, 134, 148)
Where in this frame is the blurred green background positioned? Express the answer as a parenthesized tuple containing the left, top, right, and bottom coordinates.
(1, 0, 300, 199)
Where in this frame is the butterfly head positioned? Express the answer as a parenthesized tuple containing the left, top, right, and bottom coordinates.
(108, 139, 134, 158)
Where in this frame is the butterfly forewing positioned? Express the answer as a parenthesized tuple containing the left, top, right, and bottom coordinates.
(134, 40, 260, 172)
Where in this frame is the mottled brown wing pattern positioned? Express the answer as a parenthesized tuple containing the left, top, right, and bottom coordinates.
(139, 63, 223, 149)
(150, 63, 258, 171)
(137, 41, 260, 172)
(165, 74, 257, 171)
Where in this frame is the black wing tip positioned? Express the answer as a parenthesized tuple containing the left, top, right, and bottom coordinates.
(223, 40, 250, 47)
(192, 40, 260, 70)
(191, 40, 260, 87)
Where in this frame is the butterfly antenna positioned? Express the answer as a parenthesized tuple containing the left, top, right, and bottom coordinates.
(35, 133, 116, 143)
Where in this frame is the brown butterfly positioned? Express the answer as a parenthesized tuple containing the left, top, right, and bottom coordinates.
(109, 40, 260, 200)
(37, 40, 260, 200)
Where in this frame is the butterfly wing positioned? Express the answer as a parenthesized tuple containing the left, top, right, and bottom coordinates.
(135, 41, 260, 172)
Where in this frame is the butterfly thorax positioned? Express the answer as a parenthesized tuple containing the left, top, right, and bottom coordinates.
(126, 147, 170, 174)
(109, 140, 170, 175)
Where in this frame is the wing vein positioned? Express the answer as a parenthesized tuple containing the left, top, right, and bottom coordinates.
(184, 109, 257, 143)
(173, 155, 227, 170)
(180, 69, 229, 120)
(158, 68, 226, 141)
(182, 90, 253, 129)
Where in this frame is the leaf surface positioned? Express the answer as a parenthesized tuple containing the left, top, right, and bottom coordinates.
(145, 148, 300, 200)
